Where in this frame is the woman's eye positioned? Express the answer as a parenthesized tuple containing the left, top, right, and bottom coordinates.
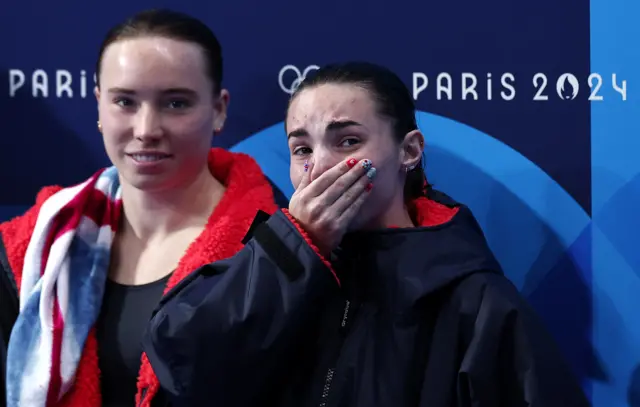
(167, 99, 190, 109)
(293, 147, 312, 156)
(340, 138, 360, 147)
(114, 97, 134, 107)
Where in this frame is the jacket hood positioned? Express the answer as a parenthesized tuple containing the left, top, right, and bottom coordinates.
(337, 188, 503, 309)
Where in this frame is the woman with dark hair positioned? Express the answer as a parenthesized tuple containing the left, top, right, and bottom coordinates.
(0, 9, 279, 407)
(143, 61, 591, 407)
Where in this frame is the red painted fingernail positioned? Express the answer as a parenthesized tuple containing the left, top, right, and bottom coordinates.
(346, 158, 358, 168)
(365, 182, 373, 192)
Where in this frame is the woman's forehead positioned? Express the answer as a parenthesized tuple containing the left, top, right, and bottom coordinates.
(287, 84, 379, 129)
(100, 37, 209, 90)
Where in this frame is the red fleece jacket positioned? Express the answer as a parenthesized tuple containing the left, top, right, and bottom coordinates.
(0, 148, 278, 407)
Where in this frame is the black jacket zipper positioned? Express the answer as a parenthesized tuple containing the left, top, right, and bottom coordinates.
(318, 297, 354, 407)
(319, 367, 335, 407)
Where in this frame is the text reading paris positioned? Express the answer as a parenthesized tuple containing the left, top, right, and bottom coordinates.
(411, 72, 627, 101)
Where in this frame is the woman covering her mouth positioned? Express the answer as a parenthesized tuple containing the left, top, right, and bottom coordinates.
(0, 9, 280, 407)
(143, 62, 591, 407)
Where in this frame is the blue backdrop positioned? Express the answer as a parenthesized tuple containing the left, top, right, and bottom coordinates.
(1, 0, 638, 405)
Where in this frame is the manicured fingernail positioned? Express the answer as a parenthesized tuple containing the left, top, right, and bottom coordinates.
(366, 167, 377, 180)
(304, 160, 309, 172)
(346, 158, 358, 168)
(361, 159, 372, 171)
(365, 182, 373, 192)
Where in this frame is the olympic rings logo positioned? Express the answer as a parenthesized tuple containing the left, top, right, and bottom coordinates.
(278, 64, 320, 94)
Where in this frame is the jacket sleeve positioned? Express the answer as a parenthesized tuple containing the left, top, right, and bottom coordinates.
(457, 273, 591, 407)
(141, 209, 340, 406)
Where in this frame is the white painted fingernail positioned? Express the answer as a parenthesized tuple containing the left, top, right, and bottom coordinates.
(366, 167, 377, 179)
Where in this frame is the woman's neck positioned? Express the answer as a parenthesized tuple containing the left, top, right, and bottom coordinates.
(119, 166, 225, 242)
(368, 193, 416, 230)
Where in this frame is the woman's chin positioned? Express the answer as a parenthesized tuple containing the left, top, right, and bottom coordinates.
(119, 171, 171, 193)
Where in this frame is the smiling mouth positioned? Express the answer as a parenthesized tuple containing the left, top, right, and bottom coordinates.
(127, 153, 172, 162)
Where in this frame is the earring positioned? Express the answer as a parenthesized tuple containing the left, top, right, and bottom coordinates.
(97, 121, 102, 133)
(214, 127, 221, 134)
(406, 163, 417, 172)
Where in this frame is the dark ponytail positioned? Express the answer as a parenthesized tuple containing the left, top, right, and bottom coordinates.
(405, 160, 428, 200)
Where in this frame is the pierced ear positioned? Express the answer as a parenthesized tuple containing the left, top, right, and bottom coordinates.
(213, 89, 230, 133)
(400, 129, 425, 170)
(94, 87, 101, 125)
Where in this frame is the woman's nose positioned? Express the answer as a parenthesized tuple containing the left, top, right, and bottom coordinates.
(133, 106, 163, 141)
(308, 150, 341, 182)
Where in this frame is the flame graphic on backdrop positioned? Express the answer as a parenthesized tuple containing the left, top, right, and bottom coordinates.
(556, 73, 580, 100)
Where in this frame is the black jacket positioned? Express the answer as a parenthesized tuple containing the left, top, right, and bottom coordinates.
(142, 190, 590, 407)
